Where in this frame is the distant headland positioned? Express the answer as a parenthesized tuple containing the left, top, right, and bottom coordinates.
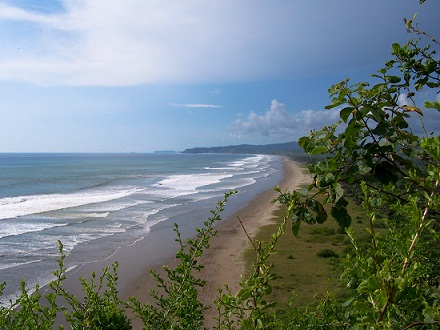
(182, 141, 305, 157)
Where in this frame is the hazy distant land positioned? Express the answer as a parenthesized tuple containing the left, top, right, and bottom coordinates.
(182, 141, 305, 157)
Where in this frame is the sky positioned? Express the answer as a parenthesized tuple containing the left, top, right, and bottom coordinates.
(0, 1, 439, 153)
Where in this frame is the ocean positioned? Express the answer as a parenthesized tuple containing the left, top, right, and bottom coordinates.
(0, 153, 283, 303)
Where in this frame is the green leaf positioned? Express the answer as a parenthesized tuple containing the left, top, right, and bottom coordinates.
(310, 144, 330, 155)
(314, 201, 327, 224)
(425, 100, 440, 111)
(305, 197, 315, 209)
(319, 173, 335, 187)
(426, 82, 440, 88)
(355, 160, 372, 176)
(291, 218, 301, 237)
(298, 136, 332, 155)
(387, 75, 401, 83)
(340, 107, 354, 122)
(345, 121, 363, 140)
(342, 298, 355, 307)
(367, 106, 385, 122)
(333, 183, 344, 203)
(376, 291, 388, 308)
(367, 275, 381, 291)
(421, 136, 440, 160)
(297, 136, 309, 148)
(331, 198, 351, 229)
(300, 185, 309, 197)
(237, 288, 252, 300)
(264, 285, 273, 295)
(371, 121, 390, 136)
(391, 43, 401, 55)
(358, 275, 381, 294)
(325, 98, 347, 110)
(373, 162, 399, 184)
(353, 300, 371, 311)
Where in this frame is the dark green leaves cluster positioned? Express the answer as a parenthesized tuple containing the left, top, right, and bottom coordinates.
(276, 9, 440, 328)
(62, 263, 131, 330)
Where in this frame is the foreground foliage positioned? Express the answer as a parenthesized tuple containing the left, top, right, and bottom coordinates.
(0, 3, 439, 329)
(273, 9, 440, 328)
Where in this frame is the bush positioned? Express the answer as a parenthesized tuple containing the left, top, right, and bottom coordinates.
(316, 249, 339, 258)
(308, 227, 336, 236)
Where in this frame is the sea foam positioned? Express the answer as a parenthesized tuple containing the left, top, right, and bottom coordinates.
(0, 187, 144, 220)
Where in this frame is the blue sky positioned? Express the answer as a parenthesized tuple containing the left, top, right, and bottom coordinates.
(0, 1, 439, 152)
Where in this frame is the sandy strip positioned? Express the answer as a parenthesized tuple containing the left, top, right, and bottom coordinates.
(198, 158, 310, 328)
(55, 158, 309, 328)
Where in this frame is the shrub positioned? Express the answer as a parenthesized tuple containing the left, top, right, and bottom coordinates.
(316, 249, 339, 258)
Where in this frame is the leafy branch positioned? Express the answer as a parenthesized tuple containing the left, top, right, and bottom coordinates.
(128, 190, 237, 330)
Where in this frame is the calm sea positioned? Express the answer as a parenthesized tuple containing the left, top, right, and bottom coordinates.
(0, 153, 282, 303)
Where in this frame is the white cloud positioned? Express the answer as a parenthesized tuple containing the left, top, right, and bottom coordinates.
(397, 93, 414, 106)
(0, 4, 56, 23)
(0, 1, 438, 86)
(230, 100, 339, 139)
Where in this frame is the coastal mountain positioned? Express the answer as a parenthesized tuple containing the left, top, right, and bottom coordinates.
(182, 142, 304, 156)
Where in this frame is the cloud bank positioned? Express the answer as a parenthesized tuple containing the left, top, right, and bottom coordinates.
(230, 100, 340, 140)
(231, 97, 440, 142)
(0, 1, 438, 86)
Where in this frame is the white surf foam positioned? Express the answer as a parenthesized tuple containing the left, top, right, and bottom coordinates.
(0, 188, 143, 220)
(152, 173, 233, 198)
(0, 222, 68, 239)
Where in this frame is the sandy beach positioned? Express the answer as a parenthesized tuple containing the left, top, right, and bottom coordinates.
(198, 158, 309, 327)
(56, 157, 310, 328)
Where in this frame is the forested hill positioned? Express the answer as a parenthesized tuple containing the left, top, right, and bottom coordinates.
(182, 142, 304, 157)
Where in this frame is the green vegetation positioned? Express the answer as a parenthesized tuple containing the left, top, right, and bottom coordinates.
(316, 249, 339, 259)
(270, 6, 440, 327)
(0, 2, 439, 328)
(241, 193, 350, 309)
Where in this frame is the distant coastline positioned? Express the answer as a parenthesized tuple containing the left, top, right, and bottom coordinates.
(182, 141, 303, 156)
(182, 141, 317, 163)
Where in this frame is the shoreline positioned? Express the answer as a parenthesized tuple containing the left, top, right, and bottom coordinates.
(56, 157, 310, 328)
(198, 158, 310, 327)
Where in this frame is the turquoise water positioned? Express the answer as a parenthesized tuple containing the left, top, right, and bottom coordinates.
(0, 153, 282, 303)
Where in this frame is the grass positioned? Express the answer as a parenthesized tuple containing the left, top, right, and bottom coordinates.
(243, 188, 371, 311)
